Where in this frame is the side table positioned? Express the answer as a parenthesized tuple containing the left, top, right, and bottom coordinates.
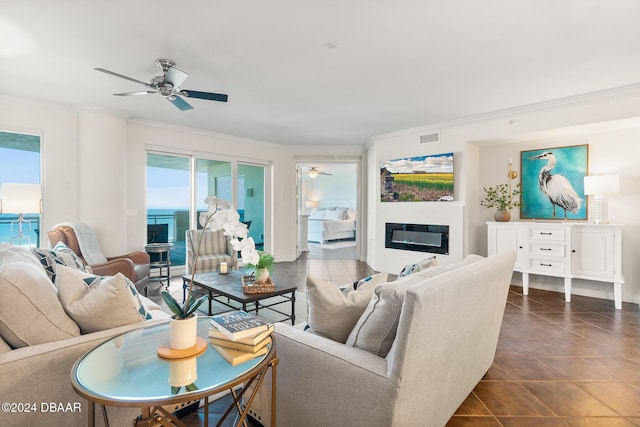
(145, 242, 173, 290)
(71, 317, 278, 427)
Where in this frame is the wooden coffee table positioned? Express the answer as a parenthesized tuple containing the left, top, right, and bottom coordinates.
(182, 271, 297, 324)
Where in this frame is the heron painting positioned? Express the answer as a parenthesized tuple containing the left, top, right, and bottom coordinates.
(520, 145, 588, 220)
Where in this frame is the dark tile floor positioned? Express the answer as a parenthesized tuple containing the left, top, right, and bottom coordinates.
(153, 251, 640, 426)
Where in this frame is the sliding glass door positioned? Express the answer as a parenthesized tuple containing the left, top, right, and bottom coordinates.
(147, 152, 268, 270)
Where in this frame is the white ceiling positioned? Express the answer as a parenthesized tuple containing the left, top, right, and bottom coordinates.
(2, 1, 640, 146)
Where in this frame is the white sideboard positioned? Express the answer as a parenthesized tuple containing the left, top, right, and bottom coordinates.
(487, 221, 624, 309)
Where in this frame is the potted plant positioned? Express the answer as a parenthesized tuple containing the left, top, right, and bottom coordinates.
(481, 182, 522, 222)
(247, 251, 275, 282)
(161, 213, 212, 350)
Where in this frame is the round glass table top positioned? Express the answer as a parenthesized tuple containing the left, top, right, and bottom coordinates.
(72, 316, 272, 405)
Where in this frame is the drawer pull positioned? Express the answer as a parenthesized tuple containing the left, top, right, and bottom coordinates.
(540, 263, 552, 267)
(540, 248, 552, 251)
(541, 232, 552, 235)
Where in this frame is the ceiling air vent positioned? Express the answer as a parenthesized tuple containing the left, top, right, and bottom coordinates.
(420, 132, 440, 144)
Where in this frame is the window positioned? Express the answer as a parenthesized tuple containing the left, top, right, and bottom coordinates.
(0, 131, 41, 247)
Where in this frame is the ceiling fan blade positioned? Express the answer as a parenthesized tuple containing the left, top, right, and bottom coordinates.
(319, 172, 333, 176)
(94, 67, 152, 88)
(114, 91, 156, 96)
(164, 66, 189, 88)
(182, 90, 228, 103)
(168, 96, 193, 111)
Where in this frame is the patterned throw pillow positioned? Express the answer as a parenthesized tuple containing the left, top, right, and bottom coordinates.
(31, 242, 88, 284)
(397, 255, 438, 278)
(55, 265, 151, 333)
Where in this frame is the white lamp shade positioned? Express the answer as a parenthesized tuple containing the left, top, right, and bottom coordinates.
(305, 200, 320, 209)
(583, 175, 620, 195)
(0, 183, 42, 214)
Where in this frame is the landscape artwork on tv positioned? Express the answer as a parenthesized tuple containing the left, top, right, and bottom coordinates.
(380, 152, 454, 202)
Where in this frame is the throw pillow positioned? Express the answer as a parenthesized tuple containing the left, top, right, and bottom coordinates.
(347, 254, 483, 357)
(324, 209, 346, 220)
(308, 209, 326, 220)
(306, 272, 388, 343)
(397, 255, 438, 278)
(0, 244, 80, 348)
(31, 242, 88, 285)
(56, 265, 151, 333)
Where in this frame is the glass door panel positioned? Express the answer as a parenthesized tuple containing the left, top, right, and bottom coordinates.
(237, 163, 265, 250)
(0, 131, 41, 247)
(195, 159, 232, 228)
(146, 153, 190, 267)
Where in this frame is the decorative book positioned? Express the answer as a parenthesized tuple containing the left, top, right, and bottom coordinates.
(211, 343, 270, 366)
(209, 335, 272, 354)
(208, 324, 274, 346)
(210, 310, 271, 341)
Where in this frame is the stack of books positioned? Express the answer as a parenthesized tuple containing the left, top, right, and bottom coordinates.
(208, 310, 274, 366)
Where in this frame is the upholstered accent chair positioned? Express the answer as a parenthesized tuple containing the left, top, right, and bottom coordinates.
(47, 223, 150, 294)
(185, 229, 238, 274)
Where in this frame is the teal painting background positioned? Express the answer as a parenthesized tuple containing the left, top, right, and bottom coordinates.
(520, 145, 588, 220)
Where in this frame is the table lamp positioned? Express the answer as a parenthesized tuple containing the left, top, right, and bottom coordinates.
(583, 175, 619, 224)
(0, 183, 42, 245)
(305, 200, 319, 214)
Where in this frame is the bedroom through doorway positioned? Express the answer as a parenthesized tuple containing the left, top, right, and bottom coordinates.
(296, 161, 359, 260)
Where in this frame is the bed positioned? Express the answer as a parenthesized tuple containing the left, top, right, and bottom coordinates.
(307, 206, 356, 244)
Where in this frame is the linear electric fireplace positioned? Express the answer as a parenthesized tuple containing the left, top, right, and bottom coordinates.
(385, 222, 449, 255)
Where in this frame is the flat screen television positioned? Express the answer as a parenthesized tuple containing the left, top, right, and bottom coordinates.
(380, 152, 454, 202)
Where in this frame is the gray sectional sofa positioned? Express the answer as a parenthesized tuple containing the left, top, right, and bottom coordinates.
(249, 251, 516, 427)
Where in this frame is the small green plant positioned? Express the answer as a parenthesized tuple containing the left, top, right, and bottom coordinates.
(247, 251, 275, 273)
(481, 183, 522, 211)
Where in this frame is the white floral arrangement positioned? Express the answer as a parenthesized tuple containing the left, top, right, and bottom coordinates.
(202, 196, 260, 266)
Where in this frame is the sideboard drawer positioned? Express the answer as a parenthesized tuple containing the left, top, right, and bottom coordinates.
(528, 258, 565, 274)
(528, 243, 565, 258)
(528, 227, 565, 241)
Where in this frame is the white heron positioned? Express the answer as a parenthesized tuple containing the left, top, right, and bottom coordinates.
(530, 152, 582, 219)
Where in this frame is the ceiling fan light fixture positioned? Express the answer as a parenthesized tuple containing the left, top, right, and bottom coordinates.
(308, 168, 319, 179)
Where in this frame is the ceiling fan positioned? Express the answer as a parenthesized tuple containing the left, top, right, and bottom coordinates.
(94, 59, 228, 111)
(306, 167, 332, 178)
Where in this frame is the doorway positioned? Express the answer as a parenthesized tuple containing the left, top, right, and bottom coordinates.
(296, 161, 360, 260)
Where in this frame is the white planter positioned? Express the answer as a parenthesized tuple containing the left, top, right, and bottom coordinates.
(256, 268, 270, 282)
(169, 313, 198, 350)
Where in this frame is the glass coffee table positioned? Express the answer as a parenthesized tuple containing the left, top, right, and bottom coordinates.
(71, 317, 277, 427)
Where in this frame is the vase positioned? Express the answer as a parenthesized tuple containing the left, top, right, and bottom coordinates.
(494, 209, 511, 222)
(256, 268, 270, 283)
(169, 313, 198, 350)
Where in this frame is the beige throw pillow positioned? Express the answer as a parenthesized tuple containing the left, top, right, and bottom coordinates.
(347, 254, 484, 357)
(56, 265, 151, 333)
(0, 244, 80, 348)
(306, 272, 388, 343)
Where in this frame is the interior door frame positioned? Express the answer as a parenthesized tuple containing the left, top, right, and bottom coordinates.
(294, 155, 365, 261)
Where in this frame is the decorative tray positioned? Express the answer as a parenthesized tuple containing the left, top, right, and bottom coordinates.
(242, 275, 275, 294)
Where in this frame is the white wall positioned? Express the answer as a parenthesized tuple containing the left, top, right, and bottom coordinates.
(368, 89, 640, 305)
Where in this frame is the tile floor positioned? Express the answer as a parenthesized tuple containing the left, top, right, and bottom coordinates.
(150, 252, 640, 426)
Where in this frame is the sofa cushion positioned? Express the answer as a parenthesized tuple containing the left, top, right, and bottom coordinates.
(306, 272, 388, 343)
(0, 334, 12, 353)
(56, 265, 151, 334)
(347, 254, 484, 357)
(397, 255, 438, 278)
(0, 244, 81, 348)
